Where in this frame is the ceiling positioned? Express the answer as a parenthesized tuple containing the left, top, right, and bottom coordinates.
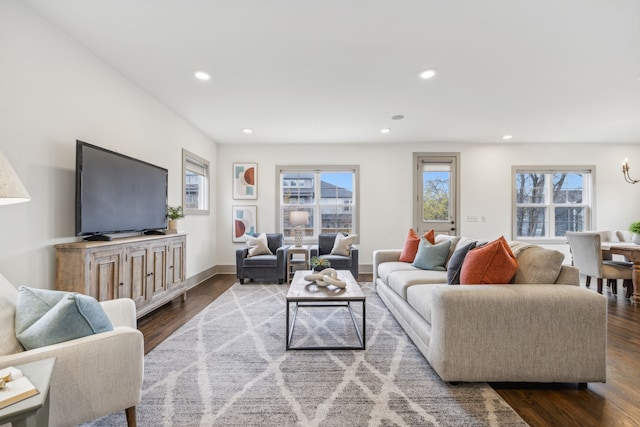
(23, 0, 640, 145)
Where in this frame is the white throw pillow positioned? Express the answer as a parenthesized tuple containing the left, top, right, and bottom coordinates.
(330, 234, 358, 256)
(245, 233, 273, 257)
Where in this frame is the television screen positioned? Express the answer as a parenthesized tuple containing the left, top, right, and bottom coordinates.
(75, 140, 168, 238)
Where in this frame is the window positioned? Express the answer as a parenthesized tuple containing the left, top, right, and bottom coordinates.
(513, 166, 594, 241)
(182, 149, 210, 215)
(277, 166, 359, 243)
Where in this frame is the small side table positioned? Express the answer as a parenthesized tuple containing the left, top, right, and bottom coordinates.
(287, 245, 309, 283)
(0, 357, 56, 427)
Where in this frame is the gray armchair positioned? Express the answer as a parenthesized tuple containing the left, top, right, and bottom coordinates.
(236, 233, 288, 284)
(310, 233, 359, 279)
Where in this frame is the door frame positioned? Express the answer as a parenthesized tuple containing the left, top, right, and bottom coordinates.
(413, 152, 460, 236)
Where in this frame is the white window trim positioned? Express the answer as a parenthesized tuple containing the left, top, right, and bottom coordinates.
(512, 165, 595, 244)
(182, 149, 210, 215)
(276, 165, 359, 244)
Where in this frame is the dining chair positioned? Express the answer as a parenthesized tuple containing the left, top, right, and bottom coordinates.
(566, 231, 632, 296)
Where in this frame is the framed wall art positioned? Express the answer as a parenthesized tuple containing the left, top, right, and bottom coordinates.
(232, 205, 257, 242)
(233, 163, 257, 199)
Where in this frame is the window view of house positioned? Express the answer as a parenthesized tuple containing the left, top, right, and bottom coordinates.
(280, 170, 357, 239)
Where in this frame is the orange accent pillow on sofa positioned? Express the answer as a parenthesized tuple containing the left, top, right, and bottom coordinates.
(399, 229, 435, 262)
(459, 236, 518, 284)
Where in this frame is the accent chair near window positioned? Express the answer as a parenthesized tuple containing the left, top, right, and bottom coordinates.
(310, 233, 359, 279)
(236, 233, 288, 284)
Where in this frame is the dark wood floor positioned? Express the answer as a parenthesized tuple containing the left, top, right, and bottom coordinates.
(138, 274, 640, 426)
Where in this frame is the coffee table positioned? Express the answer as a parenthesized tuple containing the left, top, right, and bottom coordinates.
(286, 270, 365, 350)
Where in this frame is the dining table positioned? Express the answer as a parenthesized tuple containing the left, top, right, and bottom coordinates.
(601, 242, 640, 304)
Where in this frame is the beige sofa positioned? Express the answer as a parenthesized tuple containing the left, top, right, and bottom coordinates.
(0, 273, 143, 427)
(373, 236, 608, 384)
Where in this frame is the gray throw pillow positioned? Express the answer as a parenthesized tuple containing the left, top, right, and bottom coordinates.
(15, 287, 113, 350)
(446, 241, 477, 284)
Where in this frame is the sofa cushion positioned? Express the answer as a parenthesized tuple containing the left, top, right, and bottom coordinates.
(510, 244, 565, 284)
(0, 274, 24, 355)
(388, 270, 448, 299)
(15, 287, 113, 350)
(331, 233, 358, 256)
(446, 241, 477, 285)
(399, 228, 435, 263)
(460, 236, 518, 284)
(246, 233, 272, 257)
(377, 262, 421, 283)
(412, 239, 451, 271)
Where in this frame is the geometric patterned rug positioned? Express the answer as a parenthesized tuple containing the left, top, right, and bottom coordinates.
(82, 282, 529, 426)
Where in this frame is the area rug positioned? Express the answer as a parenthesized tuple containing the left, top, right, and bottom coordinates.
(82, 282, 528, 426)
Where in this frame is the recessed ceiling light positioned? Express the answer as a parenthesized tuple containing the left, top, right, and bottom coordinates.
(502, 134, 513, 140)
(194, 71, 211, 81)
(242, 128, 253, 134)
(391, 115, 405, 120)
(419, 69, 437, 79)
(380, 128, 391, 134)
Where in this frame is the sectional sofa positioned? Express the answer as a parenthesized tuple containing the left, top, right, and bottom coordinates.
(373, 234, 608, 384)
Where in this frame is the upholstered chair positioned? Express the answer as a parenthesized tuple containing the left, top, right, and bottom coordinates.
(236, 233, 288, 284)
(310, 233, 359, 279)
(0, 273, 144, 427)
(566, 231, 633, 297)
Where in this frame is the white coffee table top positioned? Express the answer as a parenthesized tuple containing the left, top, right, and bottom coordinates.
(287, 270, 364, 301)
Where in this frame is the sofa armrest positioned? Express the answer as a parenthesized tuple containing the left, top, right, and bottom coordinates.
(426, 284, 607, 382)
(100, 298, 137, 328)
(372, 249, 402, 283)
(0, 327, 144, 426)
(555, 265, 580, 285)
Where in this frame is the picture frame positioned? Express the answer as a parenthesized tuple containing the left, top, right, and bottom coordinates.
(233, 163, 257, 200)
(232, 205, 257, 242)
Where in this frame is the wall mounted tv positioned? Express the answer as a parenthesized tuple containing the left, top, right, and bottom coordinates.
(75, 140, 168, 240)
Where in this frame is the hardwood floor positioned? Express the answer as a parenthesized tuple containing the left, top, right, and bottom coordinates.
(137, 274, 640, 426)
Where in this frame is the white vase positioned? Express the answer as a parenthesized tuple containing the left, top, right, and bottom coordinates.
(632, 233, 640, 245)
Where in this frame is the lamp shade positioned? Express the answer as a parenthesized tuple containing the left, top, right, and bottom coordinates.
(0, 151, 31, 205)
(289, 210, 308, 226)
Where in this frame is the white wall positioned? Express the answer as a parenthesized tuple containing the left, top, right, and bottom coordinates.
(217, 142, 640, 269)
(3, 0, 639, 287)
(0, 1, 218, 288)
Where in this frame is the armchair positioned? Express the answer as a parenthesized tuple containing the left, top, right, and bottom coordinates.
(310, 233, 359, 279)
(236, 233, 288, 284)
(0, 273, 144, 427)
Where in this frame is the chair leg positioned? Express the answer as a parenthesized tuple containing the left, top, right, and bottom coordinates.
(608, 279, 618, 295)
(585, 276, 591, 288)
(597, 278, 603, 294)
(624, 279, 634, 298)
(125, 406, 137, 427)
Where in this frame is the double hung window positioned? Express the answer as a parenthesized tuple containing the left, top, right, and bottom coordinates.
(277, 166, 358, 243)
(513, 166, 593, 241)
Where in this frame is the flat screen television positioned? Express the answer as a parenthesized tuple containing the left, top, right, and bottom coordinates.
(75, 140, 168, 240)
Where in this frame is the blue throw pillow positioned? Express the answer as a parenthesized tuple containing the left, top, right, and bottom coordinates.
(412, 238, 451, 271)
(446, 241, 477, 285)
(15, 287, 113, 350)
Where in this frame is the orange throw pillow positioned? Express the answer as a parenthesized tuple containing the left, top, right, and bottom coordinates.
(399, 228, 435, 262)
(459, 236, 518, 284)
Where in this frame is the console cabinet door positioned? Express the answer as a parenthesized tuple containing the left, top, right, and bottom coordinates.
(124, 245, 148, 308)
(147, 242, 168, 301)
(168, 237, 186, 290)
(88, 248, 124, 302)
